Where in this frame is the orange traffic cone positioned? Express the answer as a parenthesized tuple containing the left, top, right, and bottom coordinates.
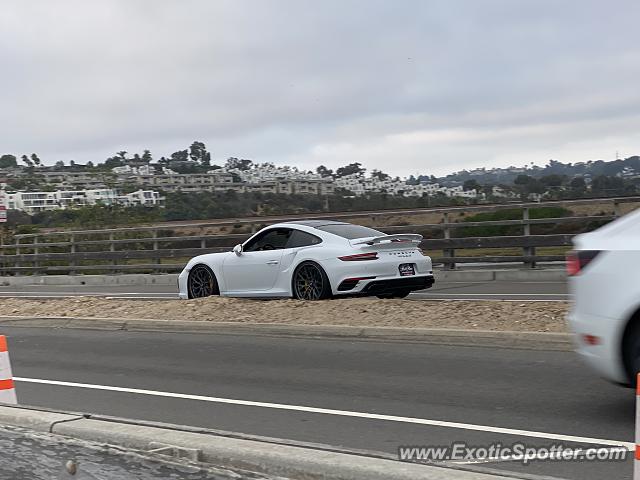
(0, 335, 17, 404)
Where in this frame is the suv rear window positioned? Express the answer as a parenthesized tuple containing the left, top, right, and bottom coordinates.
(316, 224, 385, 240)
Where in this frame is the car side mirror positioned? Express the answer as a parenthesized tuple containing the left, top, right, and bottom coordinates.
(233, 244, 243, 255)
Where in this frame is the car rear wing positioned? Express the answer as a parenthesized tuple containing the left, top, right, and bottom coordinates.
(349, 234, 423, 247)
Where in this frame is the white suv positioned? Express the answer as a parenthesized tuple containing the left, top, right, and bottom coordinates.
(567, 208, 640, 385)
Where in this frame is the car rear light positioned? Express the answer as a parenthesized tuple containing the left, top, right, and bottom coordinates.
(566, 250, 601, 276)
(581, 334, 601, 346)
(338, 252, 379, 261)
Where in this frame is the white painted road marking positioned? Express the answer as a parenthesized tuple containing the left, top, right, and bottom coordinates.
(410, 298, 569, 302)
(0, 292, 173, 296)
(14, 376, 632, 450)
(414, 293, 570, 297)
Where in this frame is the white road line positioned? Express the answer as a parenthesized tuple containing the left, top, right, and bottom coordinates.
(419, 300, 569, 303)
(102, 294, 175, 300)
(14, 376, 632, 450)
(0, 292, 172, 296)
(417, 293, 570, 297)
(0, 294, 177, 300)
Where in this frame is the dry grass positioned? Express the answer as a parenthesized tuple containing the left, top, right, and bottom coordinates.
(0, 297, 570, 333)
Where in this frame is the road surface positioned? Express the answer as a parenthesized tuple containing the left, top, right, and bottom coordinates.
(0, 280, 569, 301)
(3, 326, 631, 480)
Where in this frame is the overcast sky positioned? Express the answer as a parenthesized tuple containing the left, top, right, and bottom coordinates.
(1, 0, 639, 176)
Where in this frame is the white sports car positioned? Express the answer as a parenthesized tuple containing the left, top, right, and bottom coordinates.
(178, 220, 434, 300)
(567, 208, 640, 385)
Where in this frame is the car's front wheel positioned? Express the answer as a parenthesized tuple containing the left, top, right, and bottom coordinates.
(187, 264, 219, 299)
(292, 262, 331, 300)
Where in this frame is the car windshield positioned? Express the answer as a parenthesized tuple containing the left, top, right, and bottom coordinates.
(316, 224, 385, 240)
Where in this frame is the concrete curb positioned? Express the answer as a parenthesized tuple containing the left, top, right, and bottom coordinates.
(0, 269, 566, 287)
(0, 405, 562, 480)
(436, 270, 566, 283)
(0, 316, 573, 350)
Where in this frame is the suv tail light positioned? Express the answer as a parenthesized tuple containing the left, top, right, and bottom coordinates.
(566, 250, 601, 276)
(338, 252, 379, 261)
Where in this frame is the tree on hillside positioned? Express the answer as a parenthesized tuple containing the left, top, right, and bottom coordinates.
(21, 155, 33, 168)
(371, 169, 390, 181)
(540, 174, 567, 188)
(141, 149, 153, 163)
(225, 157, 253, 171)
(335, 162, 365, 177)
(189, 141, 210, 167)
(568, 177, 587, 196)
(116, 151, 128, 161)
(103, 156, 125, 169)
(514, 174, 544, 196)
(30, 153, 41, 167)
(591, 175, 624, 195)
(170, 150, 189, 162)
(0, 154, 17, 168)
(569, 177, 586, 190)
(463, 179, 480, 191)
(316, 165, 333, 177)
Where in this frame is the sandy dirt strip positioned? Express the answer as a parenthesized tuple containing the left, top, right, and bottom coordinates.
(0, 297, 570, 333)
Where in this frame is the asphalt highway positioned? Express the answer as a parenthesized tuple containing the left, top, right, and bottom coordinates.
(3, 326, 632, 480)
(0, 279, 569, 301)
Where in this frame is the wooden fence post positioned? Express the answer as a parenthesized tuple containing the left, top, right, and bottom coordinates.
(109, 232, 118, 273)
(69, 233, 76, 275)
(33, 235, 39, 272)
(443, 212, 455, 270)
(614, 200, 621, 218)
(152, 229, 160, 273)
(523, 207, 535, 269)
(14, 236, 21, 276)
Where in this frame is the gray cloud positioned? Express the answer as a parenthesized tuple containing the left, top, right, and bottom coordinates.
(1, 0, 639, 175)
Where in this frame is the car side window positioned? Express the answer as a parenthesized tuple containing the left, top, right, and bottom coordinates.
(286, 229, 322, 248)
(243, 229, 292, 252)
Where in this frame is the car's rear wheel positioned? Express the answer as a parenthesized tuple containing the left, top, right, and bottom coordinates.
(187, 264, 219, 299)
(623, 319, 640, 386)
(292, 262, 331, 300)
(376, 289, 411, 299)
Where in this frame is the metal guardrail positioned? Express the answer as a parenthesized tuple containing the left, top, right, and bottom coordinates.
(0, 196, 635, 275)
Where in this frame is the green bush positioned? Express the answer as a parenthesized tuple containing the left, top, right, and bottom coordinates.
(456, 207, 572, 237)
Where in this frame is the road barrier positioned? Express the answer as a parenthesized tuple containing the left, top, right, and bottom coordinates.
(0, 336, 17, 404)
(0, 196, 637, 275)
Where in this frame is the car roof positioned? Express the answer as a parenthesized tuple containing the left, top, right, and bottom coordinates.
(574, 208, 640, 250)
(280, 220, 349, 227)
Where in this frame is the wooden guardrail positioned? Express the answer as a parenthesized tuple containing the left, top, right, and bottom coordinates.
(0, 196, 635, 275)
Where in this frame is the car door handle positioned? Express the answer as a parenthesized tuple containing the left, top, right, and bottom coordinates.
(266, 260, 279, 265)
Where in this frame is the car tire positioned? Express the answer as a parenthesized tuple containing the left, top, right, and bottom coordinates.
(623, 319, 640, 386)
(187, 264, 219, 299)
(376, 289, 411, 299)
(292, 261, 332, 300)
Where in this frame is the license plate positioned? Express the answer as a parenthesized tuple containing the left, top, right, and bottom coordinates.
(399, 263, 415, 276)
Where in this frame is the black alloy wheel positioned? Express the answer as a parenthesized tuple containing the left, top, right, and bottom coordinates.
(293, 262, 330, 300)
(187, 265, 218, 299)
(623, 320, 640, 386)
